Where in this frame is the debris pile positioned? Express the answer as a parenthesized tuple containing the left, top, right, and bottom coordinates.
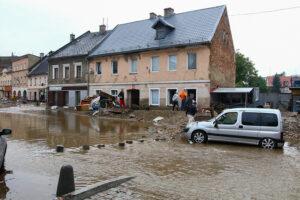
(282, 112, 300, 140)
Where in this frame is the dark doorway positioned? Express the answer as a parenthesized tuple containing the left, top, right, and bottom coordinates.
(167, 89, 177, 106)
(127, 89, 140, 108)
(17, 91, 21, 97)
(187, 89, 196, 101)
(34, 92, 37, 101)
(23, 90, 27, 99)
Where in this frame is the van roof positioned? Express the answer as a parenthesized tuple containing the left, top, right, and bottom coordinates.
(223, 108, 281, 114)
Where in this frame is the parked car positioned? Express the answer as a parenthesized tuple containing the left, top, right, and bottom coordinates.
(184, 108, 284, 149)
(0, 129, 12, 172)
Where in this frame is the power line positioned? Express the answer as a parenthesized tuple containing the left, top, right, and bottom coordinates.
(230, 5, 300, 16)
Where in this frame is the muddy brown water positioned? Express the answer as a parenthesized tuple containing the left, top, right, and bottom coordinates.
(0, 105, 300, 199)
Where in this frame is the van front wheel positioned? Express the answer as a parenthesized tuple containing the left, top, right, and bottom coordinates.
(192, 131, 207, 144)
(260, 138, 276, 149)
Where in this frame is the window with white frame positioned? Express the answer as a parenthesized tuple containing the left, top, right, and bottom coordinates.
(53, 65, 59, 79)
(187, 53, 196, 70)
(63, 64, 70, 79)
(44, 77, 47, 85)
(96, 90, 101, 95)
(96, 62, 102, 75)
(151, 56, 159, 72)
(30, 78, 32, 86)
(150, 89, 160, 105)
(110, 89, 118, 99)
(34, 78, 37, 86)
(24, 77, 26, 83)
(24, 64, 26, 69)
(111, 61, 118, 74)
(130, 58, 138, 73)
(39, 77, 41, 85)
(168, 55, 177, 71)
(74, 63, 82, 78)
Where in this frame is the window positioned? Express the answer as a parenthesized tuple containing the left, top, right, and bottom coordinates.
(34, 78, 37, 86)
(44, 77, 47, 84)
(53, 65, 59, 79)
(30, 78, 32, 86)
(242, 112, 260, 126)
(75, 65, 82, 77)
(261, 113, 278, 127)
(39, 77, 41, 85)
(111, 61, 118, 74)
(151, 56, 159, 72)
(168, 55, 177, 71)
(130, 58, 138, 73)
(24, 77, 26, 83)
(217, 112, 238, 125)
(24, 64, 26, 69)
(63, 64, 70, 79)
(96, 62, 102, 75)
(187, 53, 196, 70)
(111, 89, 118, 99)
(150, 89, 160, 105)
(96, 90, 101, 95)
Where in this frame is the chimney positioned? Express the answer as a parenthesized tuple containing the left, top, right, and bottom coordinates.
(70, 33, 75, 42)
(164, 7, 174, 17)
(99, 24, 106, 33)
(150, 12, 157, 19)
(40, 53, 44, 59)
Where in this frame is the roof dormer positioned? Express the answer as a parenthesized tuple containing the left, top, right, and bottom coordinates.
(152, 18, 175, 40)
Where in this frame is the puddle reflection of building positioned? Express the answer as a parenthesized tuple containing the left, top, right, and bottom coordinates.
(46, 112, 89, 148)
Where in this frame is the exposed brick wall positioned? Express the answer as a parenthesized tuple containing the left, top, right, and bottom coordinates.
(209, 8, 235, 88)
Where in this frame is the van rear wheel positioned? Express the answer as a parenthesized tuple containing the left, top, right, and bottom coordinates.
(191, 131, 207, 144)
(260, 138, 276, 149)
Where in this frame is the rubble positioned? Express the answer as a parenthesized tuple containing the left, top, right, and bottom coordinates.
(282, 112, 300, 140)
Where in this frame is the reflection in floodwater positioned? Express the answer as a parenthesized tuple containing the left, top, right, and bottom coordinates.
(0, 106, 300, 199)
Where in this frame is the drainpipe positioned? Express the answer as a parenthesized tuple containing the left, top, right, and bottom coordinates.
(86, 58, 89, 96)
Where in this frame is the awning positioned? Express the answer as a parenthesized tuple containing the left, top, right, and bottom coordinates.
(212, 87, 253, 93)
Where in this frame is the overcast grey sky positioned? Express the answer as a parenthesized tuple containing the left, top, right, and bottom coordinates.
(0, 0, 299, 76)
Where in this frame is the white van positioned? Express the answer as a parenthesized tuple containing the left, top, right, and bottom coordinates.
(184, 108, 284, 149)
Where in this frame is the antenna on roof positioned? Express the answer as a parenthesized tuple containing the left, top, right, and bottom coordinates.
(106, 17, 108, 30)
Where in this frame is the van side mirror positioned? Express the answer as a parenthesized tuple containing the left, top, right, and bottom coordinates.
(214, 120, 218, 128)
(0, 129, 12, 135)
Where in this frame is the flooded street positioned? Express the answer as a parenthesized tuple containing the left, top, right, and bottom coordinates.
(1, 106, 300, 199)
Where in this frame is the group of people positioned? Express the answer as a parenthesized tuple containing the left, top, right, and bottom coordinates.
(172, 89, 198, 123)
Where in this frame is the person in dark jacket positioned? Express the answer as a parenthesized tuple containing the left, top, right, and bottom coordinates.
(186, 100, 198, 123)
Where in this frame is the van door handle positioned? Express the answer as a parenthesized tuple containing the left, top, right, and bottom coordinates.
(239, 125, 243, 128)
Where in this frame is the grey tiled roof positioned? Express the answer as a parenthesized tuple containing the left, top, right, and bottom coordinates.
(89, 5, 225, 57)
(51, 31, 110, 59)
(28, 56, 49, 76)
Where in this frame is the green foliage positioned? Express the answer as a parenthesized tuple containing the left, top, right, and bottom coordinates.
(272, 73, 281, 93)
(235, 51, 269, 93)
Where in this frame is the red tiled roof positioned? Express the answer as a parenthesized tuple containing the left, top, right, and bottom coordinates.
(266, 76, 291, 87)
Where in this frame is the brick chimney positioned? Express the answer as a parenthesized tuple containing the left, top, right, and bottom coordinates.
(164, 7, 174, 17)
(150, 12, 157, 19)
(99, 24, 106, 33)
(70, 33, 75, 42)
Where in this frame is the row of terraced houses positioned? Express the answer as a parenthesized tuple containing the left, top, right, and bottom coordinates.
(0, 5, 236, 108)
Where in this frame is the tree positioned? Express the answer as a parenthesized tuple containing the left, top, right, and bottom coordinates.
(272, 73, 281, 93)
(235, 51, 269, 92)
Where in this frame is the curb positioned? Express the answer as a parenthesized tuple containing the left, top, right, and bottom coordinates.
(61, 176, 134, 200)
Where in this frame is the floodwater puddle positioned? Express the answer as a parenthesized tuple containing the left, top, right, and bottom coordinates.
(0, 106, 300, 199)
